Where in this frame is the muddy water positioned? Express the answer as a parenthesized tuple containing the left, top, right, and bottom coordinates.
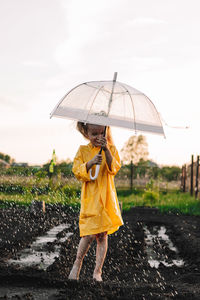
(0, 286, 58, 300)
(8, 223, 73, 270)
(144, 224, 184, 268)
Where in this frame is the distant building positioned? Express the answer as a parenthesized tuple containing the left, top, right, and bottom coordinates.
(31, 165, 42, 170)
(11, 162, 28, 167)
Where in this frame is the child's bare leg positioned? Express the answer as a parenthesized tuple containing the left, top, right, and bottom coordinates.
(93, 232, 108, 282)
(68, 235, 95, 280)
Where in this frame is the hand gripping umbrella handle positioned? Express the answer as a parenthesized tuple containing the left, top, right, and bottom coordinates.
(89, 126, 107, 180)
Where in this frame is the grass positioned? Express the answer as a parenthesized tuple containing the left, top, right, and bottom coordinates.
(158, 191, 200, 215)
(0, 175, 81, 208)
(0, 190, 81, 209)
(118, 189, 200, 215)
(0, 175, 80, 187)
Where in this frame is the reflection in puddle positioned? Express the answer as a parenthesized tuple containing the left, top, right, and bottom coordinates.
(8, 223, 73, 270)
(144, 225, 184, 269)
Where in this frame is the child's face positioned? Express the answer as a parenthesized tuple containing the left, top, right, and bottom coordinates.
(87, 124, 105, 147)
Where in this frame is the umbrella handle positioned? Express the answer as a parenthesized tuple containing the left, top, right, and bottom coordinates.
(89, 126, 107, 180)
(89, 164, 100, 180)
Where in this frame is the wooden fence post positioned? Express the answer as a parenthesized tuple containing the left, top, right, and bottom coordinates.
(130, 160, 133, 190)
(181, 165, 186, 192)
(195, 155, 199, 199)
(190, 155, 194, 196)
(184, 165, 186, 192)
(42, 200, 46, 213)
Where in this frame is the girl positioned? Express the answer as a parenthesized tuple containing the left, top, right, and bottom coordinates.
(68, 122, 123, 281)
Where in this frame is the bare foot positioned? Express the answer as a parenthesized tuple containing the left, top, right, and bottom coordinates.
(93, 272, 103, 282)
(68, 265, 80, 280)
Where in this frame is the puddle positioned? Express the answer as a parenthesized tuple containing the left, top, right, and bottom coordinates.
(8, 223, 73, 270)
(143, 225, 184, 269)
(0, 286, 58, 300)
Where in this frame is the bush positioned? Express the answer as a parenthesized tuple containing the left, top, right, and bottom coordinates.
(3, 166, 33, 176)
(117, 188, 143, 197)
(143, 190, 159, 203)
(31, 185, 50, 195)
(143, 179, 159, 204)
(61, 185, 80, 199)
(42, 162, 73, 177)
(0, 183, 26, 194)
(160, 166, 181, 181)
(35, 170, 48, 179)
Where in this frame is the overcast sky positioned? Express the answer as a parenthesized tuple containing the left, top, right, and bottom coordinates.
(1, 0, 200, 166)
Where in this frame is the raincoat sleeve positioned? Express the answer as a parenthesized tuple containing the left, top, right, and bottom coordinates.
(72, 146, 91, 182)
(105, 145, 121, 176)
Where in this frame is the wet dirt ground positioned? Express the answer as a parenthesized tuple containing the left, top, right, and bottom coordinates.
(0, 203, 200, 299)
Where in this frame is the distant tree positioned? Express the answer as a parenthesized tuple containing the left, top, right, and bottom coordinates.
(148, 166, 160, 179)
(43, 159, 73, 177)
(58, 161, 73, 177)
(160, 166, 181, 181)
(120, 135, 149, 165)
(0, 152, 12, 163)
(136, 159, 148, 178)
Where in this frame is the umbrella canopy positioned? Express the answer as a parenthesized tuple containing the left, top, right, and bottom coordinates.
(50, 73, 164, 136)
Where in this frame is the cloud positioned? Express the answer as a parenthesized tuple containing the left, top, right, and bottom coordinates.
(54, 1, 170, 74)
(54, 0, 200, 76)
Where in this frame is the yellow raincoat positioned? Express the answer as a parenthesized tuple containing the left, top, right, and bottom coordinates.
(72, 143, 123, 237)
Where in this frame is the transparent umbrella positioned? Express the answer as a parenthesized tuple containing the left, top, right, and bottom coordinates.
(50, 72, 164, 179)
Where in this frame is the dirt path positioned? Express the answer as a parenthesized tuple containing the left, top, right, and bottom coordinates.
(0, 204, 200, 299)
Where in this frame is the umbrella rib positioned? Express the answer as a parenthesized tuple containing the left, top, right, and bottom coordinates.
(85, 85, 104, 124)
(123, 91, 127, 126)
(107, 78, 117, 115)
(120, 83, 137, 133)
(145, 95, 166, 138)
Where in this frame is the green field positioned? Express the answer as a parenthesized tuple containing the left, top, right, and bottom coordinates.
(118, 189, 200, 215)
(0, 175, 199, 215)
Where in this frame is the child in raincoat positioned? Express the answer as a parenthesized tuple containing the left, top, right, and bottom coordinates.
(68, 122, 123, 281)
